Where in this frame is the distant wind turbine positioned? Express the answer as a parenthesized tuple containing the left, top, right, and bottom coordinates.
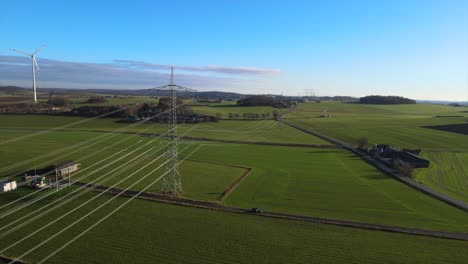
(9, 45, 47, 103)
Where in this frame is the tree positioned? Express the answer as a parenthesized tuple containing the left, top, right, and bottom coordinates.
(356, 137, 369, 150)
(228, 113, 234, 119)
(399, 163, 414, 178)
(157, 97, 192, 114)
(272, 110, 279, 119)
(359, 95, 416, 105)
(47, 97, 69, 107)
(87, 97, 107, 104)
(237, 95, 274, 106)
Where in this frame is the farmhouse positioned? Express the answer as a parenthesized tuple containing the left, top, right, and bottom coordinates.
(371, 144, 430, 168)
(0, 180, 17, 193)
(54, 160, 80, 177)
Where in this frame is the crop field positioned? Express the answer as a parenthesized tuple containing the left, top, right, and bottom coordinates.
(67, 95, 158, 106)
(414, 151, 468, 203)
(2, 127, 467, 231)
(0, 190, 467, 264)
(0, 131, 246, 202)
(190, 143, 468, 232)
(0, 114, 330, 145)
(1, 103, 468, 263)
(285, 102, 468, 201)
(191, 105, 285, 118)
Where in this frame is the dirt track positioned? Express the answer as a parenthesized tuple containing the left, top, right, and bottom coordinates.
(74, 182, 468, 241)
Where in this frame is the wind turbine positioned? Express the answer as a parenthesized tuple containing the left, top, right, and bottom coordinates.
(9, 45, 47, 103)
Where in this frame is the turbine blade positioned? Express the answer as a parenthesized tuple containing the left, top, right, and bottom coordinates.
(9, 49, 32, 56)
(33, 58, 40, 71)
(33, 45, 47, 55)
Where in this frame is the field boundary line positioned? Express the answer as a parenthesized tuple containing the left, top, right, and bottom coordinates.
(178, 158, 253, 202)
(218, 168, 252, 203)
(77, 182, 468, 241)
(277, 118, 468, 213)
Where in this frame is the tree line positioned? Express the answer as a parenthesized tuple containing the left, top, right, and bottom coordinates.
(359, 95, 416, 104)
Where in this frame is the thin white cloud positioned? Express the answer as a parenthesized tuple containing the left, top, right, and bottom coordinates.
(0, 56, 279, 89)
(113, 59, 282, 76)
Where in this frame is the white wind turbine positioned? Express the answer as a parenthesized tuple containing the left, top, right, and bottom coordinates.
(10, 45, 47, 103)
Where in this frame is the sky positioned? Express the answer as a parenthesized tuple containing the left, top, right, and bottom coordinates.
(0, 0, 467, 101)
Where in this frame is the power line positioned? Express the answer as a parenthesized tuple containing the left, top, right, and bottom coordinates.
(0, 140, 154, 223)
(5, 143, 200, 263)
(35, 145, 203, 264)
(0, 124, 200, 239)
(0, 103, 191, 210)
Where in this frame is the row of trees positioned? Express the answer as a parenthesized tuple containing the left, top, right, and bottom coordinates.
(237, 95, 293, 108)
(359, 95, 416, 104)
(227, 111, 279, 119)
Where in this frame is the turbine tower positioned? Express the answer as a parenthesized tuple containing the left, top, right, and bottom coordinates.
(149, 66, 196, 196)
(10, 45, 46, 103)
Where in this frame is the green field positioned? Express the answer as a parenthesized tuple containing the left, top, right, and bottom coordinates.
(414, 151, 468, 203)
(1, 103, 468, 263)
(191, 143, 468, 232)
(0, 131, 246, 202)
(285, 102, 468, 201)
(0, 190, 467, 264)
(0, 114, 330, 145)
(192, 105, 285, 119)
(1, 128, 467, 232)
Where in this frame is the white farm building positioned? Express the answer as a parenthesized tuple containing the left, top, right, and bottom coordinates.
(0, 181, 17, 193)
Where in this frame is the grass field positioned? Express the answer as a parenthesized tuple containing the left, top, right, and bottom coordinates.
(414, 151, 468, 203)
(0, 114, 331, 145)
(0, 131, 246, 202)
(1, 120, 467, 231)
(285, 102, 468, 201)
(68, 95, 158, 106)
(1, 104, 468, 263)
(192, 105, 285, 119)
(0, 190, 467, 264)
(191, 143, 468, 232)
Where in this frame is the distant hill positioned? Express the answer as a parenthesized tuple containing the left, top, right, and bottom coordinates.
(0, 86, 358, 102)
(0, 86, 247, 100)
(0, 86, 29, 93)
(417, 100, 468, 106)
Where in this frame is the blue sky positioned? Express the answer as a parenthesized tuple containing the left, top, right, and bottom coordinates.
(0, 0, 467, 100)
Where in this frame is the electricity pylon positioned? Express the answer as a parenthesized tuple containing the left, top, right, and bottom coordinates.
(149, 66, 196, 195)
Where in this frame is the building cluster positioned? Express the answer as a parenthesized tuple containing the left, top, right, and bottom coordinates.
(369, 144, 430, 168)
(1, 160, 80, 193)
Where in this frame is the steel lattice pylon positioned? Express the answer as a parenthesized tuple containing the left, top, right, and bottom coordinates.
(150, 66, 196, 196)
